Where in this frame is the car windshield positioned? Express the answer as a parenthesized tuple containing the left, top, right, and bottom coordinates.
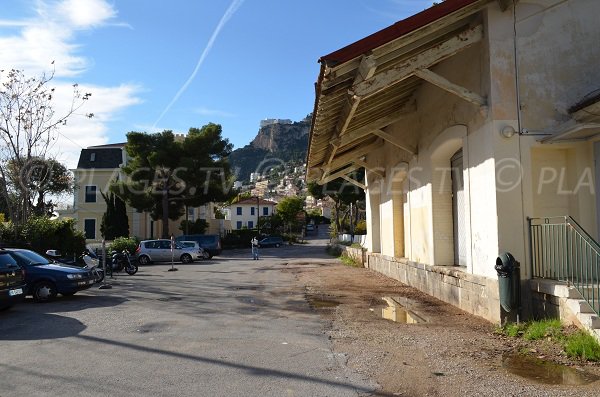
(12, 250, 51, 266)
(0, 253, 19, 268)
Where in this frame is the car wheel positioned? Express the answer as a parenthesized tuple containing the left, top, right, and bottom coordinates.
(207, 253, 214, 259)
(275, 243, 280, 248)
(202, 251, 210, 260)
(138, 255, 151, 265)
(180, 253, 193, 263)
(33, 281, 57, 303)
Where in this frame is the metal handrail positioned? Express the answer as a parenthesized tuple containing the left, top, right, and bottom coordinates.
(529, 216, 600, 316)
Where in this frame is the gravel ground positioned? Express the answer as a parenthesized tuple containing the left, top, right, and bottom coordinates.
(284, 259, 600, 397)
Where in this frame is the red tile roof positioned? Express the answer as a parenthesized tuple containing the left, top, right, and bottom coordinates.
(320, 0, 482, 66)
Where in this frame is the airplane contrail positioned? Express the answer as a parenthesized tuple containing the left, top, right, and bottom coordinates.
(153, 0, 245, 128)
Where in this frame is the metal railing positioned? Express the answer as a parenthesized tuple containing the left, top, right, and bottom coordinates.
(529, 216, 600, 316)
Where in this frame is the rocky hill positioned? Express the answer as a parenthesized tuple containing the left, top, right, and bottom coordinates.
(228, 115, 311, 182)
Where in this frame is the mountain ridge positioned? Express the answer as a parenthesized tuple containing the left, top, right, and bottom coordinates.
(228, 115, 310, 182)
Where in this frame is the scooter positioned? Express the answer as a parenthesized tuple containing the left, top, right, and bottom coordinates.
(108, 250, 138, 276)
(45, 249, 105, 284)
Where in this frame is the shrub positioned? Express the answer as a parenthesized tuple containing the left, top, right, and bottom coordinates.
(326, 244, 343, 257)
(340, 253, 361, 267)
(523, 318, 562, 340)
(3, 216, 86, 255)
(564, 331, 600, 361)
(354, 220, 367, 235)
(109, 236, 139, 253)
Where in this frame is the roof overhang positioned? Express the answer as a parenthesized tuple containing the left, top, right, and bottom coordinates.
(306, 0, 491, 184)
(539, 93, 600, 143)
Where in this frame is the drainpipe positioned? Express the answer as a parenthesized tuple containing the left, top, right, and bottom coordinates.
(511, 1, 529, 276)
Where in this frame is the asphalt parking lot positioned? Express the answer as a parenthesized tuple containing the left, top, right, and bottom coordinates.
(0, 239, 376, 397)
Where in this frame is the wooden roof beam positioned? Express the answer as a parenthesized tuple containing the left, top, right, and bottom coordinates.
(341, 175, 366, 190)
(353, 25, 483, 99)
(414, 68, 486, 107)
(334, 103, 415, 148)
(325, 139, 383, 171)
(324, 55, 379, 167)
(318, 163, 362, 185)
(354, 159, 385, 179)
(371, 129, 417, 155)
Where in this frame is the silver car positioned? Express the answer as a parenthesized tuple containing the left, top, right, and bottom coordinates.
(135, 239, 206, 265)
(178, 241, 210, 260)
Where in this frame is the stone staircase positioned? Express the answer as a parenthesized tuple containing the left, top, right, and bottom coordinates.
(530, 279, 600, 342)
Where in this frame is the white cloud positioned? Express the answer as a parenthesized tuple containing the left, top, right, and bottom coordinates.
(51, 82, 142, 168)
(0, 0, 142, 168)
(56, 0, 117, 28)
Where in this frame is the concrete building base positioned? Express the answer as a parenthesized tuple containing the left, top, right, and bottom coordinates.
(366, 253, 501, 323)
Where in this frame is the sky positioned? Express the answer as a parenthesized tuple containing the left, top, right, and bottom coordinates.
(1, 0, 435, 168)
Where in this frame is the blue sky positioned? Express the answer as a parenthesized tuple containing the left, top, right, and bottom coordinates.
(1, 0, 434, 167)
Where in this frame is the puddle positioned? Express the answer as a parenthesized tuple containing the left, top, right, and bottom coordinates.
(380, 297, 426, 324)
(502, 353, 600, 385)
(306, 294, 340, 309)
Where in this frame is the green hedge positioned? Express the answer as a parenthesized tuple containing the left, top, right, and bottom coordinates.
(109, 236, 139, 254)
(0, 217, 86, 256)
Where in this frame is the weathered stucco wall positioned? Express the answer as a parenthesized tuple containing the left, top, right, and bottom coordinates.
(516, 0, 600, 131)
(360, 0, 600, 322)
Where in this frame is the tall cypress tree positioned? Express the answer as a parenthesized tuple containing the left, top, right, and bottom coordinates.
(100, 191, 129, 240)
(114, 194, 129, 238)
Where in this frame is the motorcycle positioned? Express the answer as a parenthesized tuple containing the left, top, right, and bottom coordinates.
(108, 249, 138, 276)
(45, 249, 105, 284)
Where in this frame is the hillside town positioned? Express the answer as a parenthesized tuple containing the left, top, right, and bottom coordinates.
(3, 1, 600, 396)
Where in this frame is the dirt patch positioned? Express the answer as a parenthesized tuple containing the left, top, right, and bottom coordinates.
(284, 261, 600, 396)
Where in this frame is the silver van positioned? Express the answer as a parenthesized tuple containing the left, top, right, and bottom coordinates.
(136, 239, 206, 265)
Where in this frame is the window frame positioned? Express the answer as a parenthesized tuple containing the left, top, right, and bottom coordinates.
(85, 185, 97, 203)
(84, 218, 96, 239)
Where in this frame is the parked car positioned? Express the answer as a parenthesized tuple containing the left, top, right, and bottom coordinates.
(176, 234, 222, 258)
(0, 250, 26, 310)
(258, 236, 284, 248)
(178, 241, 210, 259)
(136, 239, 206, 265)
(4, 248, 96, 302)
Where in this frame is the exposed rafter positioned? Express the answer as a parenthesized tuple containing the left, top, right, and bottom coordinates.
(318, 163, 362, 185)
(321, 139, 383, 174)
(354, 159, 385, 179)
(371, 129, 417, 155)
(334, 104, 415, 149)
(341, 175, 366, 190)
(324, 55, 378, 167)
(414, 68, 486, 107)
(353, 25, 483, 98)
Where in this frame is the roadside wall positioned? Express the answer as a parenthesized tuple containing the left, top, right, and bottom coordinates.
(341, 246, 366, 267)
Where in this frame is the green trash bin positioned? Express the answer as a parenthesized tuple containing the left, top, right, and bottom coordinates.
(495, 252, 520, 313)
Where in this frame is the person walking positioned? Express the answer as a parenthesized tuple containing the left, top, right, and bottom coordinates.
(251, 236, 259, 260)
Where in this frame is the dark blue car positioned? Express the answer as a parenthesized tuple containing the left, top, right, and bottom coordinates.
(0, 251, 26, 310)
(5, 249, 96, 302)
(258, 236, 284, 248)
